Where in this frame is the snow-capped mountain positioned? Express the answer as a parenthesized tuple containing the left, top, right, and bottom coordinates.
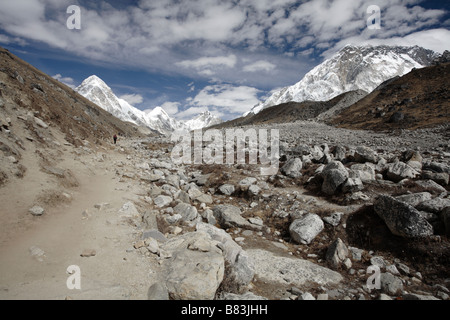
(247, 45, 440, 115)
(184, 111, 223, 130)
(76, 75, 221, 135)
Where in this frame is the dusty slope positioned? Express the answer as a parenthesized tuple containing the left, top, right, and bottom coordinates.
(330, 62, 450, 131)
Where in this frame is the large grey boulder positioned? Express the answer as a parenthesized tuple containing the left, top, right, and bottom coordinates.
(417, 197, 450, 214)
(281, 158, 303, 178)
(289, 213, 324, 245)
(247, 249, 342, 287)
(350, 163, 376, 182)
(154, 195, 173, 208)
(213, 205, 254, 230)
(162, 232, 225, 300)
(374, 195, 433, 238)
(354, 146, 378, 163)
(173, 202, 199, 222)
(380, 273, 404, 296)
(395, 192, 432, 208)
(321, 161, 349, 195)
(197, 223, 255, 291)
(218, 184, 235, 196)
(386, 162, 420, 182)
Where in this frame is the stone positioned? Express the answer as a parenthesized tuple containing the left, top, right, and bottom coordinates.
(321, 161, 349, 195)
(370, 256, 387, 269)
(326, 238, 349, 269)
(386, 162, 420, 182)
(154, 195, 173, 208)
(247, 249, 342, 288)
(395, 192, 432, 208)
(212, 205, 255, 230)
(402, 293, 440, 301)
(29, 206, 45, 216)
(238, 177, 257, 186)
(218, 184, 235, 196)
(280, 158, 303, 178)
(374, 195, 433, 238)
(415, 180, 447, 194)
(380, 273, 403, 296)
(354, 146, 378, 163)
(348, 247, 364, 262)
(221, 292, 267, 300)
(422, 171, 449, 186)
(142, 229, 167, 243)
(299, 292, 316, 300)
(173, 202, 199, 222)
(118, 202, 140, 217)
(34, 117, 48, 129)
(162, 231, 225, 300)
(248, 184, 261, 196)
(323, 212, 343, 227)
(333, 145, 347, 161)
(289, 213, 324, 245)
(80, 249, 97, 257)
(197, 223, 255, 290)
(350, 163, 376, 182)
(417, 197, 450, 214)
(317, 293, 329, 300)
(424, 161, 450, 174)
(342, 177, 364, 193)
(147, 283, 169, 300)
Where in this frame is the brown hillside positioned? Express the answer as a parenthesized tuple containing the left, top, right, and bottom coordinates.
(330, 62, 450, 131)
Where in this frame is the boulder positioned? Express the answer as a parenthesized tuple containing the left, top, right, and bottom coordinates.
(374, 195, 433, 238)
(289, 213, 324, 245)
(395, 192, 432, 208)
(386, 162, 420, 182)
(162, 231, 225, 300)
(350, 163, 376, 182)
(212, 205, 254, 230)
(422, 171, 449, 186)
(321, 161, 349, 195)
(326, 238, 349, 269)
(218, 184, 235, 196)
(173, 202, 199, 222)
(281, 158, 303, 178)
(118, 202, 140, 217)
(417, 197, 450, 214)
(354, 146, 378, 163)
(323, 212, 343, 227)
(380, 273, 404, 296)
(342, 177, 364, 193)
(154, 195, 173, 208)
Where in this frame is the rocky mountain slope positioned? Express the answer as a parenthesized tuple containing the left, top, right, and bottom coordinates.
(330, 62, 450, 131)
(248, 45, 439, 116)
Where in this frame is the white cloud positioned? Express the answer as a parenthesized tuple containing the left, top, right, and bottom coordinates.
(190, 84, 261, 116)
(119, 93, 144, 105)
(176, 55, 237, 76)
(52, 74, 76, 89)
(159, 101, 180, 116)
(176, 106, 210, 120)
(243, 60, 276, 73)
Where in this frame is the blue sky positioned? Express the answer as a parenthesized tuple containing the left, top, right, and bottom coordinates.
(0, 0, 449, 121)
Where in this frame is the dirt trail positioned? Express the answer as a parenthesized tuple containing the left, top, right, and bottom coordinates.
(0, 144, 159, 300)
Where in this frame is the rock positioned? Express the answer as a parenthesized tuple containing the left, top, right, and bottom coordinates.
(299, 292, 316, 300)
(443, 207, 450, 236)
(118, 202, 140, 217)
(197, 223, 255, 291)
(386, 162, 420, 182)
(342, 177, 364, 193)
(370, 256, 387, 269)
(173, 202, 199, 222)
(218, 184, 235, 196)
(323, 212, 343, 227)
(422, 171, 449, 186)
(29, 206, 45, 216)
(80, 249, 97, 257)
(379, 293, 393, 300)
(354, 146, 378, 163)
(415, 180, 447, 194)
(417, 197, 450, 214)
(350, 163, 376, 182)
(238, 177, 257, 187)
(424, 161, 450, 174)
(402, 293, 440, 300)
(247, 249, 342, 288)
(162, 231, 225, 300)
(380, 273, 403, 296)
(248, 184, 261, 196)
(142, 229, 167, 243)
(195, 193, 213, 204)
(396, 263, 411, 276)
(395, 192, 432, 208)
(374, 195, 433, 238)
(34, 117, 48, 129)
(147, 283, 169, 300)
(280, 158, 303, 178)
(321, 161, 349, 195)
(213, 205, 255, 230)
(289, 213, 324, 245)
(154, 195, 173, 208)
(348, 247, 364, 262)
(326, 238, 349, 269)
(221, 292, 267, 300)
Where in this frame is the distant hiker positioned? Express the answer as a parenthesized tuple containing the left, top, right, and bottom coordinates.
(113, 134, 117, 144)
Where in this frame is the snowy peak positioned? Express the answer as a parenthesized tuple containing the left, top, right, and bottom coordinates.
(249, 45, 440, 115)
(185, 111, 223, 131)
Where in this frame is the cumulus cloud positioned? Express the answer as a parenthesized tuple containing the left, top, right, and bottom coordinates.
(119, 93, 144, 105)
(243, 60, 276, 73)
(159, 101, 180, 116)
(52, 74, 76, 89)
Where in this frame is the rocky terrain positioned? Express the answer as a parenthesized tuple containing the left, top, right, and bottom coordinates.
(0, 46, 449, 301)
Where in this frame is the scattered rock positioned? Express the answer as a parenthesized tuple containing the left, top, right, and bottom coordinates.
(380, 272, 403, 296)
(29, 206, 45, 216)
(321, 161, 349, 195)
(354, 146, 378, 163)
(323, 212, 343, 227)
(326, 238, 349, 269)
(119, 202, 140, 217)
(374, 195, 434, 238)
(154, 195, 173, 208)
(289, 213, 324, 245)
(386, 162, 420, 182)
(218, 184, 235, 196)
(395, 192, 432, 208)
(173, 202, 199, 222)
(212, 205, 255, 230)
(281, 158, 303, 178)
(80, 249, 97, 257)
